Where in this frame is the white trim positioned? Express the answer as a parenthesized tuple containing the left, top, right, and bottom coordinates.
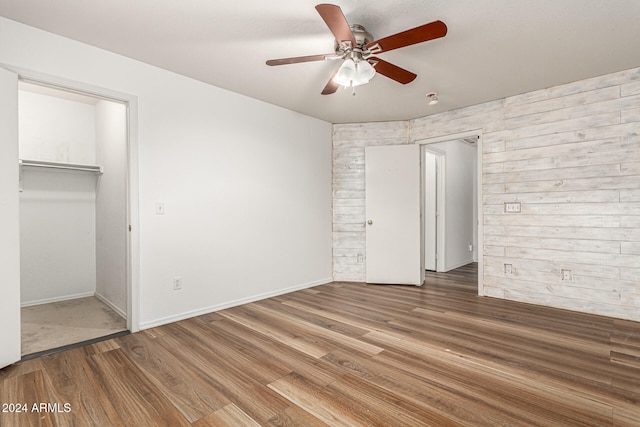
(139, 277, 334, 330)
(415, 130, 484, 295)
(21, 291, 96, 308)
(422, 146, 446, 272)
(0, 63, 133, 104)
(125, 97, 140, 332)
(476, 133, 484, 295)
(4, 63, 141, 332)
(95, 292, 127, 319)
(419, 145, 425, 284)
(415, 129, 483, 145)
(445, 258, 476, 272)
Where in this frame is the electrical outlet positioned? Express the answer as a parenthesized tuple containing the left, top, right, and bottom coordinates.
(561, 269, 572, 281)
(173, 276, 183, 290)
(504, 202, 521, 213)
(504, 264, 513, 274)
(356, 254, 364, 264)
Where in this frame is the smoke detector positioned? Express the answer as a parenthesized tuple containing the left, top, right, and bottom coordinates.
(425, 92, 439, 105)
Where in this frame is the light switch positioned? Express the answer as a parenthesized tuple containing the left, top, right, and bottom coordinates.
(155, 202, 165, 215)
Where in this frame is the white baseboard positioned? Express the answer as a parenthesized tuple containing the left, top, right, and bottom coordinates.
(94, 292, 127, 319)
(443, 258, 475, 272)
(139, 277, 333, 330)
(21, 291, 96, 308)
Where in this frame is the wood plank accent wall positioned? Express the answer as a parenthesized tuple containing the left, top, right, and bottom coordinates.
(332, 122, 409, 281)
(333, 66, 640, 322)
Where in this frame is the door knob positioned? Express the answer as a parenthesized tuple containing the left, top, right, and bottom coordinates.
(367, 220, 373, 225)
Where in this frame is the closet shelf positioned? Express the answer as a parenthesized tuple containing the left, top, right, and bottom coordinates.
(19, 159, 104, 174)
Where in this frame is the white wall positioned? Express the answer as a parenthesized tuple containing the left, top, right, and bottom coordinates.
(19, 90, 97, 305)
(0, 17, 333, 329)
(19, 170, 98, 304)
(18, 89, 95, 163)
(95, 100, 127, 316)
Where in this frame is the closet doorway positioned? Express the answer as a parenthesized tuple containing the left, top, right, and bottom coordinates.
(18, 81, 129, 356)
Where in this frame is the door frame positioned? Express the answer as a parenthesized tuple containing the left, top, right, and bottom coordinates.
(3, 63, 140, 333)
(416, 130, 484, 295)
(422, 146, 446, 272)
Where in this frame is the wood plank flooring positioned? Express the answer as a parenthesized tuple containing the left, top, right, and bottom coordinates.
(2, 263, 640, 426)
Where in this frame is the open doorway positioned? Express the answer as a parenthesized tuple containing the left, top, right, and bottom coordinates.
(421, 134, 479, 274)
(18, 81, 129, 356)
(423, 147, 442, 271)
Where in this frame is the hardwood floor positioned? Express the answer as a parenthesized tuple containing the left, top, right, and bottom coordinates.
(2, 263, 639, 426)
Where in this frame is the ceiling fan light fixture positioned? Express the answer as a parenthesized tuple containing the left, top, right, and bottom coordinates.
(334, 58, 376, 88)
(356, 59, 376, 83)
(334, 58, 356, 86)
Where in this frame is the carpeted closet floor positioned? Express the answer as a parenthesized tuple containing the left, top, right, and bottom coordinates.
(21, 296, 127, 356)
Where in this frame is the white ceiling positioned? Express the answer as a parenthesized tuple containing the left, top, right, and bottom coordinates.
(2, 0, 640, 123)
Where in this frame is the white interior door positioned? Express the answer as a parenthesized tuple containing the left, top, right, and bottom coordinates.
(365, 144, 423, 285)
(0, 67, 22, 368)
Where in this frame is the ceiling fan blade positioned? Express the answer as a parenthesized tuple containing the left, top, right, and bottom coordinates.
(367, 20, 447, 54)
(315, 4, 356, 47)
(321, 67, 340, 95)
(266, 53, 340, 66)
(369, 58, 417, 84)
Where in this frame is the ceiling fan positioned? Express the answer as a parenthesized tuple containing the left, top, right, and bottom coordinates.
(266, 4, 447, 95)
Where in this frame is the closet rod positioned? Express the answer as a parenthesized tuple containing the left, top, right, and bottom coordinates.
(19, 159, 104, 174)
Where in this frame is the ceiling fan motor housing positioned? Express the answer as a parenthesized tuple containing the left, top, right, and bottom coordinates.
(334, 24, 373, 56)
